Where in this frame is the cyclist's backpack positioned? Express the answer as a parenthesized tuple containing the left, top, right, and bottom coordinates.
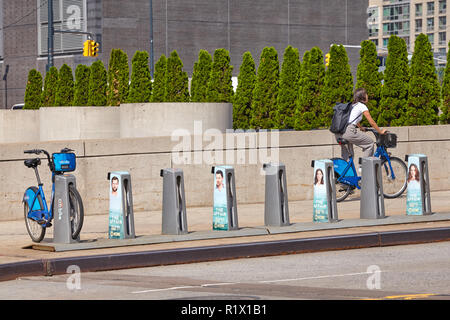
(329, 102, 354, 134)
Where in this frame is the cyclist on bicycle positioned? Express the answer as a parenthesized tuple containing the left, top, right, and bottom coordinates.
(335, 88, 387, 165)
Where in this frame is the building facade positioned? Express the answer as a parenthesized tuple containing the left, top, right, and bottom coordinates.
(368, 0, 448, 64)
(0, 0, 368, 109)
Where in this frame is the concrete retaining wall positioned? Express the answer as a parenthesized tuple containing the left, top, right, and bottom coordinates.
(1, 125, 449, 221)
(0, 103, 233, 143)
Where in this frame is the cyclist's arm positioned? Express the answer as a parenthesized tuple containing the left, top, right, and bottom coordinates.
(362, 110, 386, 134)
(356, 123, 366, 131)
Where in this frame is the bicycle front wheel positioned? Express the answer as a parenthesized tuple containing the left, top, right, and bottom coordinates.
(381, 157, 407, 198)
(68, 185, 84, 239)
(24, 187, 46, 243)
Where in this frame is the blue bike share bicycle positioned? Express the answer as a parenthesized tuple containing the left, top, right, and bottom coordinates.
(23, 148, 84, 242)
(332, 128, 407, 202)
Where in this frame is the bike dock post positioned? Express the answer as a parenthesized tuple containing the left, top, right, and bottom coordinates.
(262, 162, 290, 227)
(311, 159, 338, 222)
(359, 157, 385, 219)
(405, 154, 432, 215)
(53, 175, 80, 243)
(211, 166, 238, 231)
(160, 168, 188, 235)
(107, 171, 135, 239)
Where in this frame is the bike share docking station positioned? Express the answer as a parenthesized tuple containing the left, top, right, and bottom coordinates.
(160, 168, 188, 235)
(107, 171, 135, 239)
(311, 159, 338, 222)
(211, 166, 238, 230)
(405, 154, 432, 216)
(359, 157, 385, 219)
(263, 162, 290, 227)
(53, 174, 80, 244)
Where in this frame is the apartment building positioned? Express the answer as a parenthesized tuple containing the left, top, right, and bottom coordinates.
(368, 0, 448, 65)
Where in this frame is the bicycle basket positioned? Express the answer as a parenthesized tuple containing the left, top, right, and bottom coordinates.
(52, 152, 76, 172)
(379, 132, 397, 148)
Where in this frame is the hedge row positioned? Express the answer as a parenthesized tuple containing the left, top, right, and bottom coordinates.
(24, 34, 450, 128)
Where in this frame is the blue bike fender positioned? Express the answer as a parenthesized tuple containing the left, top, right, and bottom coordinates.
(23, 187, 43, 211)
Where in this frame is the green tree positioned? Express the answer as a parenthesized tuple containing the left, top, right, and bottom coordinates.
(42, 66, 58, 107)
(73, 64, 90, 106)
(165, 50, 190, 102)
(378, 35, 410, 126)
(250, 47, 279, 129)
(294, 47, 325, 130)
(206, 48, 234, 102)
(107, 48, 129, 106)
(356, 40, 383, 126)
(275, 45, 301, 129)
(24, 69, 43, 110)
(440, 41, 450, 124)
(406, 33, 441, 125)
(191, 50, 212, 102)
(152, 54, 167, 102)
(320, 44, 354, 127)
(55, 64, 74, 106)
(88, 60, 107, 106)
(233, 51, 256, 130)
(127, 50, 152, 103)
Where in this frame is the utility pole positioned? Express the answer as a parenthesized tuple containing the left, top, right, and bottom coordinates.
(47, 0, 54, 72)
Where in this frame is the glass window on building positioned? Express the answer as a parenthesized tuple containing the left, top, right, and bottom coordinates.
(416, 19, 423, 32)
(428, 33, 435, 46)
(383, 38, 389, 48)
(427, 2, 435, 15)
(439, 0, 447, 14)
(416, 3, 423, 16)
(439, 16, 447, 29)
(439, 32, 446, 45)
(37, 0, 87, 56)
(427, 17, 435, 31)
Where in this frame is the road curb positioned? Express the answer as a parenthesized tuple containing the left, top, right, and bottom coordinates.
(1, 226, 450, 282)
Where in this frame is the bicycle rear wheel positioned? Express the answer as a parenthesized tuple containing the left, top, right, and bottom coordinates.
(381, 157, 407, 198)
(68, 185, 84, 239)
(24, 187, 46, 243)
(331, 158, 352, 202)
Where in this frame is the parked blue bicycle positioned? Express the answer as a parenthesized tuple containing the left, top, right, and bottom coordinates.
(23, 148, 84, 242)
(332, 128, 407, 202)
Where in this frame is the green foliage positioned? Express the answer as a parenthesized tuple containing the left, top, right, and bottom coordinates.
(274, 45, 301, 129)
(24, 69, 43, 110)
(295, 47, 325, 130)
(165, 50, 190, 102)
(440, 42, 450, 124)
(55, 64, 74, 106)
(42, 66, 58, 107)
(152, 55, 167, 102)
(320, 44, 354, 127)
(250, 47, 279, 129)
(127, 50, 152, 103)
(233, 51, 256, 130)
(406, 34, 441, 125)
(206, 48, 234, 102)
(107, 48, 129, 106)
(378, 35, 409, 126)
(88, 60, 107, 106)
(73, 64, 90, 106)
(356, 40, 383, 126)
(191, 50, 212, 102)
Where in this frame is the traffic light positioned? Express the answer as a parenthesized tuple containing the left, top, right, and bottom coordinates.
(91, 40, 100, 57)
(83, 40, 91, 57)
(325, 53, 331, 67)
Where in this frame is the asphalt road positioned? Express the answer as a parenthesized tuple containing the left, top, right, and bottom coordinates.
(1, 241, 449, 301)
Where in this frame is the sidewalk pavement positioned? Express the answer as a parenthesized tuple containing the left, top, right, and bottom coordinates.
(1, 190, 449, 277)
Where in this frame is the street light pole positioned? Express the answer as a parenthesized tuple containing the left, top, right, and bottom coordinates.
(47, 0, 54, 72)
(150, 0, 154, 78)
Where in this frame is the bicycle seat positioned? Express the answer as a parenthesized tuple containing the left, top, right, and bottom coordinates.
(337, 138, 349, 145)
(24, 158, 41, 168)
